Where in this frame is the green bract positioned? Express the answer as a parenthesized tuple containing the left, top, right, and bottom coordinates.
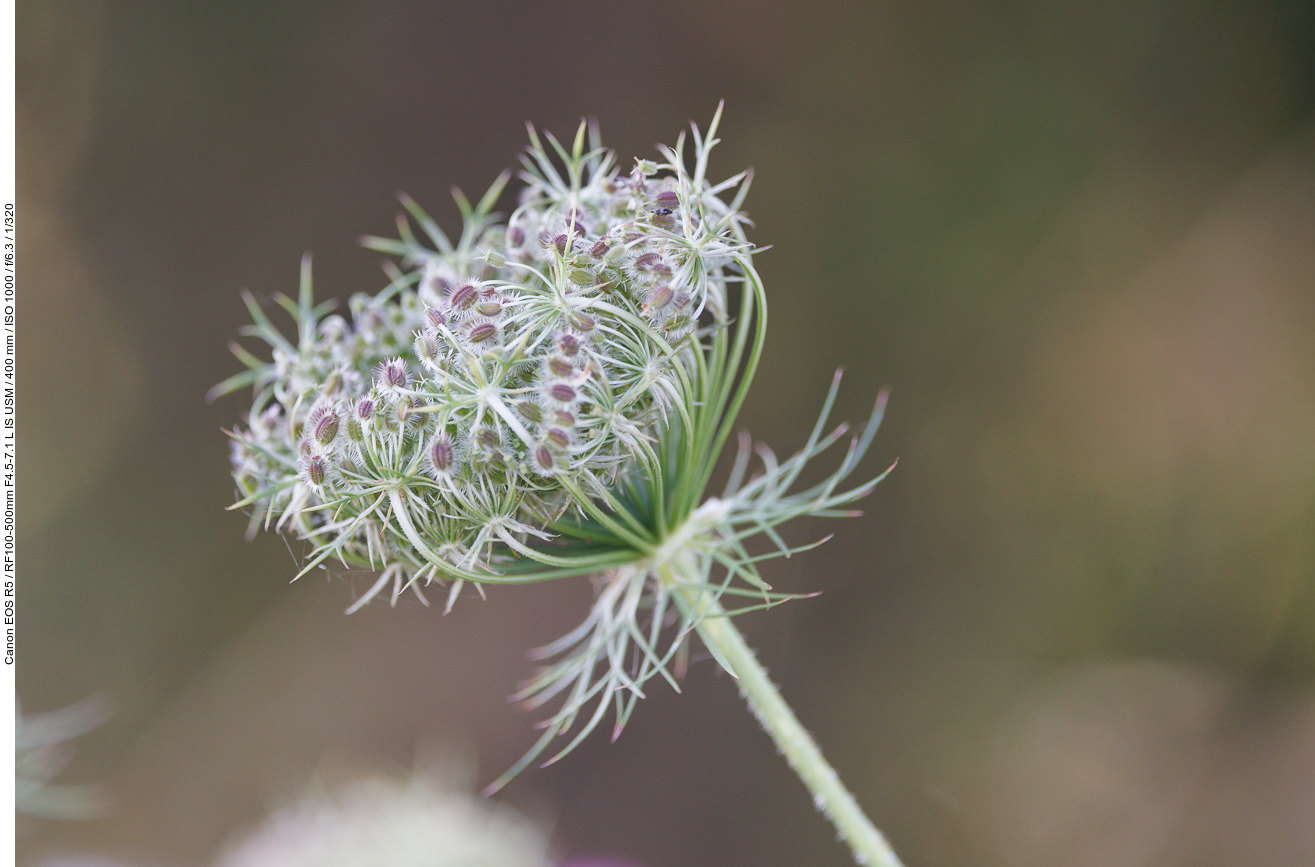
(216, 106, 903, 866)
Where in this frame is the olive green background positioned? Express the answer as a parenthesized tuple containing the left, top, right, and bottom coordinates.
(18, 2, 1315, 865)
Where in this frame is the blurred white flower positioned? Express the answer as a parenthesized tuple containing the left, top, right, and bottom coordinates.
(213, 775, 551, 867)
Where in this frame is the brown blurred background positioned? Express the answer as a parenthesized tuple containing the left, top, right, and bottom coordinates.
(16, 1, 1315, 865)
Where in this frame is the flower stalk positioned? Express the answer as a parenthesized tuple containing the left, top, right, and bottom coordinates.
(689, 590, 902, 867)
(215, 104, 903, 865)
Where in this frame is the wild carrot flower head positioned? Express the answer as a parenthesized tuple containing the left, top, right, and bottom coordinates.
(213, 105, 891, 794)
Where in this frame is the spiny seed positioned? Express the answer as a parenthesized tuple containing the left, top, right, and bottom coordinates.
(548, 383, 577, 403)
(430, 435, 455, 473)
(396, 400, 413, 424)
(475, 300, 502, 317)
(590, 239, 610, 258)
(468, 322, 498, 343)
(346, 417, 363, 441)
(305, 455, 328, 486)
(567, 312, 595, 332)
(547, 355, 574, 377)
(449, 282, 478, 310)
(568, 268, 595, 285)
(356, 398, 375, 420)
(516, 401, 543, 424)
(535, 446, 555, 472)
(314, 411, 340, 445)
(546, 428, 570, 449)
(558, 333, 582, 355)
(655, 190, 680, 209)
(508, 225, 524, 246)
(415, 335, 440, 360)
(648, 284, 674, 309)
(554, 409, 576, 427)
(376, 358, 408, 389)
(633, 252, 663, 271)
(476, 428, 500, 449)
(426, 308, 447, 328)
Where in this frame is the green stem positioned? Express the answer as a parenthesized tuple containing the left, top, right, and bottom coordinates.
(690, 592, 904, 866)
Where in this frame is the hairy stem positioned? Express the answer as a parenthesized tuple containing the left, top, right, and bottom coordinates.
(687, 588, 904, 866)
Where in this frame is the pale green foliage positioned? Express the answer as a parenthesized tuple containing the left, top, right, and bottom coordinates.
(16, 695, 111, 821)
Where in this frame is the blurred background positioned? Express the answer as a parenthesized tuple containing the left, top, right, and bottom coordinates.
(16, 1, 1315, 864)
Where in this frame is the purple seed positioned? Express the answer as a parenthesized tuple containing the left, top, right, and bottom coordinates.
(516, 401, 543, 424)
(633, 252, 662, 271)
(468, 322, 498, 344)
(548, 383, 577, 404)
(547, 355, 574, 377)
(314, 411, 340, 445)
(558, 333, 582, 355)
(430, 435, 455, 473)
(567, 312, 595, 332)
(306, 455, 328, 486)
(648, 284, 674, 310)
(546, 428, 570, 449)
(426, 308, 447, 328)
(356, 398, 375, 420)
(535, 446, 555, 472)
(655, 190, 679, 209)
(449, 282, 478, 310)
